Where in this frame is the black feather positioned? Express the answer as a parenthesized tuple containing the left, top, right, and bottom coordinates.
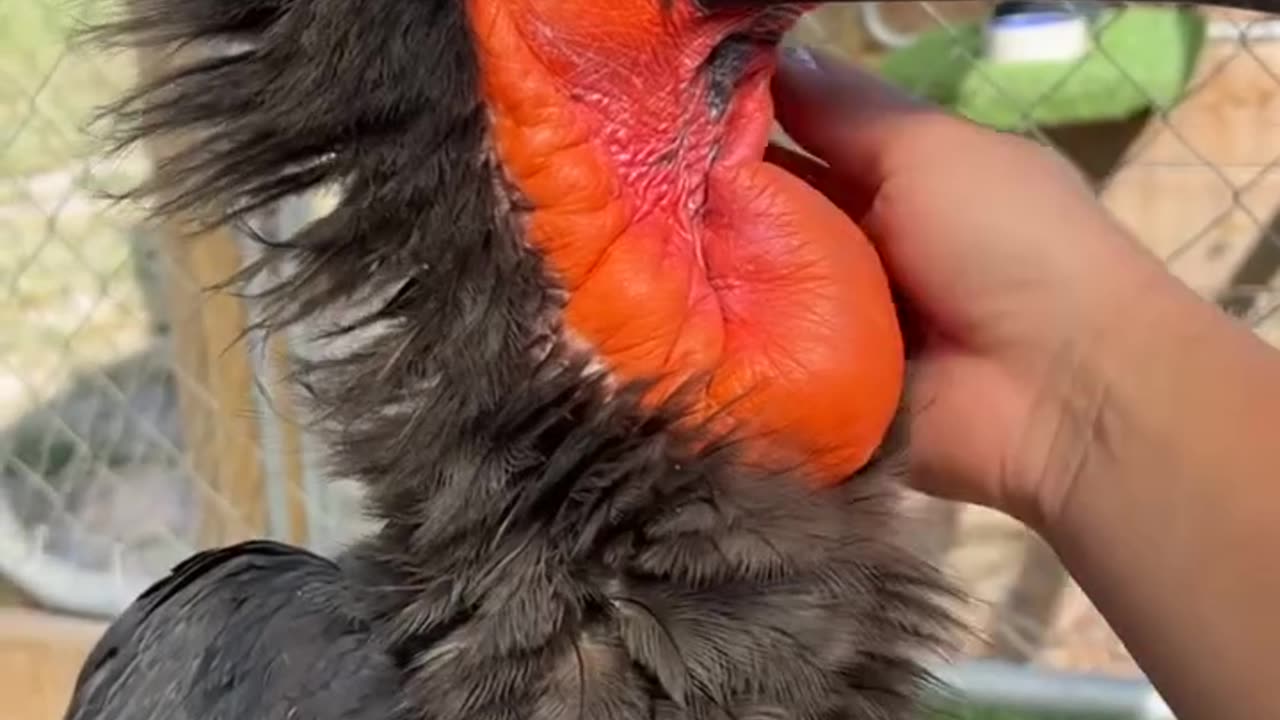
(67, 1, 963, 719)
(65, 541, 405, 720)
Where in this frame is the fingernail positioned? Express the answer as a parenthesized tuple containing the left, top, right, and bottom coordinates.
(784, 44, 820, 71)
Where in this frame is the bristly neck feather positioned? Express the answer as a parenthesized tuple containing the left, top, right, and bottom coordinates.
(89, 1, 960, 717)
(92, 0, 558, 531)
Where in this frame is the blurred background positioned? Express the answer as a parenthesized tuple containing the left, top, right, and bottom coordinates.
(1, 1, 1276, 718)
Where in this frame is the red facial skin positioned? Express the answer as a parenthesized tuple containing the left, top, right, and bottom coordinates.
(468, 0, 903, 487)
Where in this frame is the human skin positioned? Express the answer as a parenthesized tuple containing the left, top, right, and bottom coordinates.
(772, 47, 1280, 720)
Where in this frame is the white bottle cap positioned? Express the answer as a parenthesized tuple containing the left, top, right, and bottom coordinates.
(985, 11, 1091, 64)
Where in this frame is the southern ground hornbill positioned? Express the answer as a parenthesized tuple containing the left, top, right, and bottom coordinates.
(65, 1, 962, 718)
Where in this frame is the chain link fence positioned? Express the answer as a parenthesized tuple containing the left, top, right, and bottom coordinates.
(1, 0, 1277, 695)
(0, 0, 372, 618)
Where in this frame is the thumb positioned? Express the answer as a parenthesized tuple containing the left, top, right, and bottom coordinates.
(771, 46, 945, 193)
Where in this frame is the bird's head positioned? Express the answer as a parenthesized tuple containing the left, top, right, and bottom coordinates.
(471, 0, 904, 486)
(98, 0, 903, 489)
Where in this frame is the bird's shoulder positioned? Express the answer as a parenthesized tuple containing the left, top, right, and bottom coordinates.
(64, 540, 404, 720)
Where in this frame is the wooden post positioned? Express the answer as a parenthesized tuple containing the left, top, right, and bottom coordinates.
(270, 334, 312, 545)
(132, 43, 271, 547)
(156, 224, 268, 546)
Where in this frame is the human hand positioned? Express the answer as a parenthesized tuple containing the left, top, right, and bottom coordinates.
(768, 47, 1178, 528)
(770, 50, 1280, 720)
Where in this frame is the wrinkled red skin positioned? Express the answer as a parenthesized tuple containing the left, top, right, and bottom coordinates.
(469, 0, 903, 487)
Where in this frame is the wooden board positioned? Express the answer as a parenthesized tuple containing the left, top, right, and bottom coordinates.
(0, 609, 105, 720)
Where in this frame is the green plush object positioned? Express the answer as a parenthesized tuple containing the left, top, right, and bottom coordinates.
(877, 7, 1206, 130)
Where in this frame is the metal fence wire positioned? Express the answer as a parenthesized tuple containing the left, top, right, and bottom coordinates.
(1, 0, 1277, 685)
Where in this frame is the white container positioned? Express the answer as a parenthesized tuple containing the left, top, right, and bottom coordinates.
(984, 10, 1091, 64)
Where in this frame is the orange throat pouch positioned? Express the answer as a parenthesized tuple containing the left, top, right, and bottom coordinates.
(469, 0, 904, 487)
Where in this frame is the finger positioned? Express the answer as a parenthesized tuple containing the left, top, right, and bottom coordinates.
(763, 142, 876, 222)
(771, 46, 948, 191)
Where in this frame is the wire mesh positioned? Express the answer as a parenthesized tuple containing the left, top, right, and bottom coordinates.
(0, 0, 1277, 693)
(0, 0, 363, 616)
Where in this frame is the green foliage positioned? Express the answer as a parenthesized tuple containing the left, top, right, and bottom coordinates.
(878, 7, 1206, 131)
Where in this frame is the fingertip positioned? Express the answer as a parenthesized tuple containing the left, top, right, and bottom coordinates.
(780, 46, 928, 113)
(780, 44, 821, 74)
(771, 46, 943, 169)
(771, 45, 834, 134)
(771, 48, 848, 181)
